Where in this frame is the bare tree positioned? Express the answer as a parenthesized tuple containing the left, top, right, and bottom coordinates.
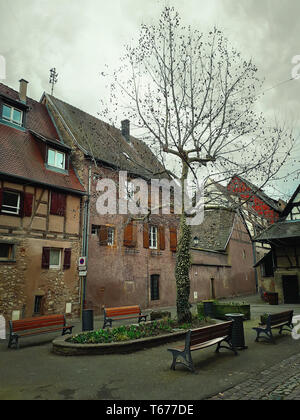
(100, 7, 295, 323)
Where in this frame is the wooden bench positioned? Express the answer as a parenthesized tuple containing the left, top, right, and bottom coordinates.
(167, 321, 237, 372)
(253, 310, 294, 343)
(8, 315, 74, 349)
(103, 305, 148, 329)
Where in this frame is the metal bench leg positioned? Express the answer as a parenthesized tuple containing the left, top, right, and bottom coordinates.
(8, 334, 18, 349)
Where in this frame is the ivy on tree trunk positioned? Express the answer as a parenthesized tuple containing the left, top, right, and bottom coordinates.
(175, 214, 192, 323)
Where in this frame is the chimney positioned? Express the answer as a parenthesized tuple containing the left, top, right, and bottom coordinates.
(19, 79, 29, 103)
(121, 119, 130, 143)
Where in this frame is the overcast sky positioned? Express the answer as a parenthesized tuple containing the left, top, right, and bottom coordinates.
(0, 0, 299, 199)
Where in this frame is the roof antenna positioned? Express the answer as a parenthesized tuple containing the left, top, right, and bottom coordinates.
(49, 68, 58, 96)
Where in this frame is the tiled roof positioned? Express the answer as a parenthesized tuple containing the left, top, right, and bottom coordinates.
(47, 94, 166, 180)
(0, 83, 85, 194)
(254, 220, 300, 241)
(229, 175, 282, 212)
(191, 208, 236, 251)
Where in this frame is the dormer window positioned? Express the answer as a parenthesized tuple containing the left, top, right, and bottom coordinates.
(2, 104, 23, 126)
(48, 148, 65, 170)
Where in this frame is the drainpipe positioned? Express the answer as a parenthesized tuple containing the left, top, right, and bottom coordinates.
(80, 165, 91, 318)
(252, 241, 259, 293)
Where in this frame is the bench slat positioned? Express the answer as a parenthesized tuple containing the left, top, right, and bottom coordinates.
(11, 315, 65, 332)
(105, 306, 140, 317)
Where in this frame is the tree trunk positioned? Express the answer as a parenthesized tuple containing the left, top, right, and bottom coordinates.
(175, 160, 192, 323)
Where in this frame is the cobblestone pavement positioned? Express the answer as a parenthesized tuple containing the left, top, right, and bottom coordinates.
(209, 353, 300, 400)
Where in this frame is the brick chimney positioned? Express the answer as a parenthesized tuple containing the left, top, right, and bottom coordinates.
(121, 119, 130, 143)
(19, 79, 29, 103)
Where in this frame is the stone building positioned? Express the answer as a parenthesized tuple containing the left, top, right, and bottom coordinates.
(41, 93, 180, 314)
(0, 80, 85, 322)
(254, 184, 300, 303)
(190, 208, 256, 300)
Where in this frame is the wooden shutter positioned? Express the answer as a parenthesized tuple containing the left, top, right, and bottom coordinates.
(23, 193, 34, 217)
(41, 247, 50, 269)
(50, 192, 66, 217)
(124, 222, 136, 248)
(99, 226, 108, 246)
(143, 224, 149, 249)
(170, 227, 177, 252)
(63, 248, 72, 270)
(159, 226, 165, 250)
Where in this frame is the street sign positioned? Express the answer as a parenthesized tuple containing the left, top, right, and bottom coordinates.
(78, 256, 87, 271)
(79, 271, 87, 277)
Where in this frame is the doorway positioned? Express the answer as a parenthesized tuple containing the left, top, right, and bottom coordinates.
(282, 275, 299, 304)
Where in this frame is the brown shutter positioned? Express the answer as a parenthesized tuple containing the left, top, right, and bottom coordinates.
(159, 226, 165, 250)
(170, 227, 177, 252)
(50, 192, 66, 216)
(23, 193, 33, 217)
(124, 222, 136, 248)
(143, 224, 149, 249)
(99, 226, 108, 246)
(42, 247, 50, 269)
(63, 248, 72, 270)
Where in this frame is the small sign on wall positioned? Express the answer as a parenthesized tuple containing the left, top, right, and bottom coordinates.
(194, 291, 198, 300)
(66, 303, 72, 314)
(12, 311, 20, 321)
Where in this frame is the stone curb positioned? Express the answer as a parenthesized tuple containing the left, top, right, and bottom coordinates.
(52, 329, 188, 356)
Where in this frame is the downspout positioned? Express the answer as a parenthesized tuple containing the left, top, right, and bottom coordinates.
(82, 165, 92, 312)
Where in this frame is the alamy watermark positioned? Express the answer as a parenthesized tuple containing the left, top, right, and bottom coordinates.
(0, 315, 5, 340)
(292, 315, 300, 340)
(0, 55, 6, 80)
(96, 171, 204, 226)
(291, 55, 300, 80)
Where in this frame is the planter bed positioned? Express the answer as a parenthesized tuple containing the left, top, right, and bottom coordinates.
(52, 319, 215, 356)
(197, 301, 251, 320)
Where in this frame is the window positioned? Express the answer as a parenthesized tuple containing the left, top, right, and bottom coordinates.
(2, 190, 21, 215)
(107, 227, 115, 246)
(2, 104, 23, 126)
(151, 275, 160, 301)
(0, 243, 14, 261)
(48, 149, 65, 170)
(149, 226, 158, 249)
(91, 225, 100, 236)
(49, 248, 61, 269)
(34, 296, 43, 314)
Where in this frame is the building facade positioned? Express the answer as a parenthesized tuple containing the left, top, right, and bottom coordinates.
(0, 81, 85, 322)
(254, 184, 300, 304)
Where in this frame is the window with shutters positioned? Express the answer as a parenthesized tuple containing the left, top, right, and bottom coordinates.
(1, 190, 21, 215)
(91, 225, 100, 236)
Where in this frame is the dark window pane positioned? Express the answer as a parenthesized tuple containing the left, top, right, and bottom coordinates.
(0, 244, 11, 259)
(151, 275, 160, 301)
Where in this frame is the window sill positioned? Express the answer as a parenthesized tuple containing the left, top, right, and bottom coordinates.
(0, 259, 16, 263)
(45, 164, 68, 175)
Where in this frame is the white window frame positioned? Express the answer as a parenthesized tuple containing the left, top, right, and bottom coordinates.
(107, 227, 115, 246)
(49, 248, 61, 269)
(2, 104, 23, 126)
(48, 148, 66, 170)
(149, 226, 158, 250)
(2, 190, 21, 215)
